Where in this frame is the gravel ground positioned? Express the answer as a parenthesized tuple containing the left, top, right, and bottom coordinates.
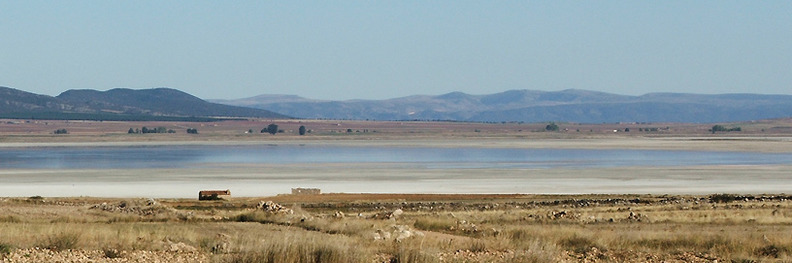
(0, 248, 209, 263)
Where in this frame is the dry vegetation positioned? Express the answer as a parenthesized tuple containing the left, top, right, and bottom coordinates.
(1, 194, 792, 262)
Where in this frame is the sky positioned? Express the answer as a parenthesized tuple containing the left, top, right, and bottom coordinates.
(1, 1, 791, 100)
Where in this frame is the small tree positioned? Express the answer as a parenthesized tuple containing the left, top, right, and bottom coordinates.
(298, 125, 306, 135)
(186, 128, 198, 134)
(265, 124, 278, 135)
(128, 128, 136, 134)
(545, 122, 559, 132)
(53, 129, 68, 134)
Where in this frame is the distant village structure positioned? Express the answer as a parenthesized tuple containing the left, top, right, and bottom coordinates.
(199, 189, 230, 200)
(291, 188, 321, 195)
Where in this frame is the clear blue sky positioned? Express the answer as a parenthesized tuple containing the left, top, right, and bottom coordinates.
(1, 1, 791, 100)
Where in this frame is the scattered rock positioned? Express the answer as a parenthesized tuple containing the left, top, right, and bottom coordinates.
(258, 201, 293, 214)
(210, 234, 231, 254)
(370, 208, 405, 220)
(333, 211, 345, 218)
(391, 209, 403, 218)
(552, 210, 567, 219)
(372, 225, 422, 242)
(89, 199, 175, 217)
(161, 239, 198, 253)
(392, 225, 413, 242)
(627, 211, 646, 222)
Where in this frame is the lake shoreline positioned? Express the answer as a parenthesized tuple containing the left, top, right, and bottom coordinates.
(1, 136, 792, 152)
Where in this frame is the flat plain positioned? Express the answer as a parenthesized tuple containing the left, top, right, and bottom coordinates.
(1, 118, 792, 262)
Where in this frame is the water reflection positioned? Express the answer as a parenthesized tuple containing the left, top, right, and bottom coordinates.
(1, 145, 790, 169)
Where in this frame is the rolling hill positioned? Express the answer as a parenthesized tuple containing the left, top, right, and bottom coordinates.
(0, 86, 287, 120)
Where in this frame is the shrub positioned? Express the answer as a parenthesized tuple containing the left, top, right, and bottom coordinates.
(103, 247, 123, 258)
(545, 122, 559, 131)
(756, 244, 781, 258)
(40, 232, 81, 251)
(559, 235, 601, 254)
(509, 229, 531, 243)
(263, 124, 278, 135)
(0, 243, 14, 256)
(413, 217, 455, 232)
(467, 240, 488, 253)
(709, 194, 742, 203)
(233, 212, 263, 223)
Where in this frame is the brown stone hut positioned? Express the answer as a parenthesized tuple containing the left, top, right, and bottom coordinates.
(199, 189, 230, 200)
(291, 188, 321, 195)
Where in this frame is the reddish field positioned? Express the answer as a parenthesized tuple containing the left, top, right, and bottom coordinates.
(2, 118, 791, 142)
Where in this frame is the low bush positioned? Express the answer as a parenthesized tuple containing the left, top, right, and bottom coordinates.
(559, 235, 602, 254)
(413, 217, 456, 232)
(0, 243, 14, 256)
(756, 244, 781, 258)
(39, 232, 82, 251)
(103, 247, 123, 258)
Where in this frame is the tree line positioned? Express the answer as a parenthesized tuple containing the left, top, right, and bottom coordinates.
(128, 127, 174, 134)
(710, 125, 741, 134)
(258, 124, 308, 135)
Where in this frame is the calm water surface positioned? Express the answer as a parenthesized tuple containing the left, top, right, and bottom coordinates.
(1, 145, 790, 169)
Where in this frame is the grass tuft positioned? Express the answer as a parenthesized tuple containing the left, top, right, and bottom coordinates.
(39, 232, 81, 251)
(413, 217, 455, 232)
(559, 235, 602, 254)
(756, 244, 781, 258)
(388, 246, 439, 263)
(0, 216, 21, 223)
(0, 243, 14, 256)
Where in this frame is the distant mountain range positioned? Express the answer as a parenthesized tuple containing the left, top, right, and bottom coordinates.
(0, 86, 286, 120)
(213, 89, 792, 123)
(3, 86, 791, 123)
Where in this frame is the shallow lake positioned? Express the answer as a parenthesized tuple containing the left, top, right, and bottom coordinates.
(1, 145, 792, 169)
(2, 145, 792, 197)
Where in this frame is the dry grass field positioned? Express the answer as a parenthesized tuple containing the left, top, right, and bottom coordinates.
(1, 194, 792, 262)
